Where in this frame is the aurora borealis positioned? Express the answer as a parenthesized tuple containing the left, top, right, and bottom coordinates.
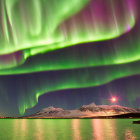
(1, 0, 140, 116)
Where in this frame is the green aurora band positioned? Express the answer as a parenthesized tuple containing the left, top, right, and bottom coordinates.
(0, 0, 137, 71)
(0, 0, 140, 115)
(0, 31, 140, 75)
(15, 61, 140, 114)
(0, 0, 136, 69)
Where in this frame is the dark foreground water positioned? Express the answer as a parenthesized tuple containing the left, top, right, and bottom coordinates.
(0, 119, 140, 140)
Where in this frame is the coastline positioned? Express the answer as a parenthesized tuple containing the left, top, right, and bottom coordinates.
(1, 113, 140, 119)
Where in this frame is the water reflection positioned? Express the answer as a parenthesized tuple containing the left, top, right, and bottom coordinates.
(103, 119, 117, 140)
(125, 129, 136, 140)
(72, 119, 81, 140)
(13, 120, 19, 140)
(13, 119, 27, 140)
(21, 119, 27, 140)
(92, 119, 104, 140)
(3, 119, 139, 140)
(34, 120, 44, 140)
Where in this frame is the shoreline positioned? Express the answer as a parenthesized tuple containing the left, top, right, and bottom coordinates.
(1, 113, 140, 119)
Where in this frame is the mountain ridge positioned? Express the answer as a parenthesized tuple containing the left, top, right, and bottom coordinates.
(28, 103, 140, 118)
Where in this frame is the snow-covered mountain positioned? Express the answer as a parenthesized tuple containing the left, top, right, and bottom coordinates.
(29, 103, 140, 118)
(79, 103, 139, 114)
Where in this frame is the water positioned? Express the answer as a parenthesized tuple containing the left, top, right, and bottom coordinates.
(0, 119, 140, 140)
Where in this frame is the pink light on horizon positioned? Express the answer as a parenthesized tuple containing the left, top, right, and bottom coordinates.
(111, 97, 117, 103)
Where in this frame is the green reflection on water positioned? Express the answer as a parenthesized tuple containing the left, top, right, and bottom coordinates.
(0, 119, 139, 140)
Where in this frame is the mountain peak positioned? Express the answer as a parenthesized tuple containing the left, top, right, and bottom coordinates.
(30, 103, 140, 118)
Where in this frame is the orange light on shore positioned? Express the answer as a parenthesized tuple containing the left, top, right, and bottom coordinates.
(111, 97, 117, 102)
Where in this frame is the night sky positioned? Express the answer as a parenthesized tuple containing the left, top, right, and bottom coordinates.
(0, 0, 140, 116)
